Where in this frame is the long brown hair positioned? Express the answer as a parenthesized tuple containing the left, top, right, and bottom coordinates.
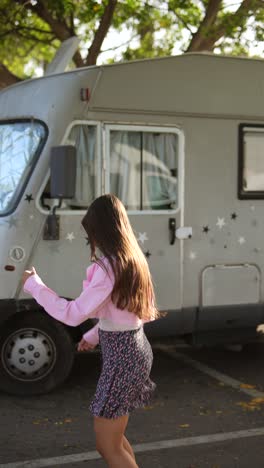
(81, 194, 159, 320)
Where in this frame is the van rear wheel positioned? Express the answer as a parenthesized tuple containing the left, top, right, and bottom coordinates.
(0, 312, 75, 395)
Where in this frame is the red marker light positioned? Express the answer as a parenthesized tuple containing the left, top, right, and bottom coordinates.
(5, 265, 15, 271)
(80, 88, 90, 101)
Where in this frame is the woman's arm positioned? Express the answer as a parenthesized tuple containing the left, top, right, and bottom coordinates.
(23, 264, 113, 327)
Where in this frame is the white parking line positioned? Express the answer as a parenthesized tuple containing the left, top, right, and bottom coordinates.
(1, 427, 264, 467)
(157, 345, 264, 398)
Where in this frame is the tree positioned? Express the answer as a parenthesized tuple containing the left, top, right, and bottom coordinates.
(0, 0, 263, 90)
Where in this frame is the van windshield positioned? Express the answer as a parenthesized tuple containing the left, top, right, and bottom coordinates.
(0, 121, 47, 215)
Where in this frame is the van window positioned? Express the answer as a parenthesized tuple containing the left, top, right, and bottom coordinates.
(41, 123, 99, 210)
(239, 125, 264, 198)
(0, 120, 46, 215)
(108, 129, 178, 211)
(67, 124, 98, 208)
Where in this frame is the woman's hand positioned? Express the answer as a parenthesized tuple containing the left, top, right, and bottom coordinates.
(22, 266, 36, 285)
(77, 337, 96, 352)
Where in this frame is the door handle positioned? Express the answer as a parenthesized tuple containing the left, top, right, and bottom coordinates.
(169, 218, 176, 245)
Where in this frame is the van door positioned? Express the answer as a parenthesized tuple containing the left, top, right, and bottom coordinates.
(32, 121, 102, 298)
(104, 125, 184, 313)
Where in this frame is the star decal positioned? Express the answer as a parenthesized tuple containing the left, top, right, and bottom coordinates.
(144, 250, 152, 259)
(202, 226, 210, 234)
(137, 232, 148, 244)
(25, 194, 34, 203)
(66, 232, 75, 242)
(216, 217, 226, 229)
(238, 236, 246, 245)
(231, 212, 237, 220)
(5, 216, 18, 229)
(29, 214, 34, 220)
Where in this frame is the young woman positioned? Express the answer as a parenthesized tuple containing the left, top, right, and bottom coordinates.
(22, 194, 160, 468)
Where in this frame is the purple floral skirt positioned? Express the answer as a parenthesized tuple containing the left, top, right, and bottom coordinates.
(89, 326, 156, 419)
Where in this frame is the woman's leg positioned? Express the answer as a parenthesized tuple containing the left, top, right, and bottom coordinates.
(123, 435, 136, 461)
(94, 414, 139, 468)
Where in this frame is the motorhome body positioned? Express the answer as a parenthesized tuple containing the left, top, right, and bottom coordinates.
(0, 52, 264, 395)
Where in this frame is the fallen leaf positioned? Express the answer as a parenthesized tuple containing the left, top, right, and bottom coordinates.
(179, 424, 190, 428)
(251, 398, 264, 404)
(240, 383, 256, 389)
(237, 401, 259, 411)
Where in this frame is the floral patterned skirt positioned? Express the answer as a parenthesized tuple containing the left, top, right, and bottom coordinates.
(89, 326, 156, 419)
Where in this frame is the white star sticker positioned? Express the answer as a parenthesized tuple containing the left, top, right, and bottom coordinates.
(238, 236, 246, 245)
(66, 232, 75, 242)
(137, 232, 148, 244)
(189, 251, 197, 260)
(216, 217, 226, 229)
(29, 214, 34, 220)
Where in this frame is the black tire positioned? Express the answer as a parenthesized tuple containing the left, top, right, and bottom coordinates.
(0, 311, 75, 396)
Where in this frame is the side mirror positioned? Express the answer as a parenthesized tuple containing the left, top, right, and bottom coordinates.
(50, 145, 76, 199)
(43, 145, 76, 241)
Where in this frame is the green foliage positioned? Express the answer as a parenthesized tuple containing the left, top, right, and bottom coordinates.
(0, 0, 263, 82)
(0, 1, 56, 78)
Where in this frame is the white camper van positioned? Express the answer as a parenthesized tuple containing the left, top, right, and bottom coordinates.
(0, 51, 264, 395)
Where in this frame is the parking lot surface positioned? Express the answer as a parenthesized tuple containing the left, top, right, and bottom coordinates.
(1, 339, 264, 467)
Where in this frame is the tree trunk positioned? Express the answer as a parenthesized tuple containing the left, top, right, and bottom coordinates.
(15, 0, 85, 67)
(86, 0, 118, 66)
(187, 0, 262, 52)
(0, 63, 21, 90)
(187, 0, 222, 52)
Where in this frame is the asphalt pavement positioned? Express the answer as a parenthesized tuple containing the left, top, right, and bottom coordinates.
(1, 338, 264, 468)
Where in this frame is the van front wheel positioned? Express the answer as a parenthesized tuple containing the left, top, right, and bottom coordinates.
(0, 311, 75, 395)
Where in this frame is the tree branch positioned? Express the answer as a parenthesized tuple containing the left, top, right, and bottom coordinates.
(86, 0, 118, 66)
(101, 32, 139, 53)
(187, 0, 263, 52)
(15, 0, 70, 40)
(15, 26, 54, 35)
(14, 0, 84, 67)
(15, 31, 57, 46)
(187, 0, 222, 51)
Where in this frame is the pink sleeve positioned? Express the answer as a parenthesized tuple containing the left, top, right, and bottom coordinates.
(83, 323, 99, 346)
(23, 264, 113, 327)
(82, 263, 97, 291)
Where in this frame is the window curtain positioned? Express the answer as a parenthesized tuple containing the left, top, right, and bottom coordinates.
(110, 130, 178, 210)
(68, 125, 97, 207)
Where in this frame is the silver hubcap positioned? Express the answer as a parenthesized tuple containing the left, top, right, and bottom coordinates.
(2, 328, 56, 381)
